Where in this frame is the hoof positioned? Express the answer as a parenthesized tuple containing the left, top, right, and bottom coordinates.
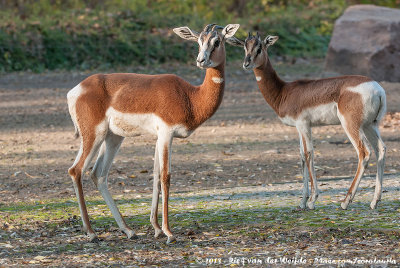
(126, 229, 138, 240)
(299, 202, 307, 210)
(166, 236, 176, 244)
(154, 229, 164, 238)
(88, 233, 99, 243)
(370, 200, 379, 210)
(341, 201, 349, 210)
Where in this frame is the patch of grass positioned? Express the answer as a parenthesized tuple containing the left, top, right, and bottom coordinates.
(1, 192, 399, 235)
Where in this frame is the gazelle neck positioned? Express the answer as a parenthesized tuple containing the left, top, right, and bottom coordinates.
(192, 61, 225, 128)
(253, 57, 285, 115)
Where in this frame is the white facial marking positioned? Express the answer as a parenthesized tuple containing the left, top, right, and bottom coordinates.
(256, 76, 262, 81)
(212, 77, 224, 84)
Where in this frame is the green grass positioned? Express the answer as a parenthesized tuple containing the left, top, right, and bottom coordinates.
(1, 193, 399, 231)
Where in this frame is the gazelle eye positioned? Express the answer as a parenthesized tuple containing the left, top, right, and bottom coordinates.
(214, 40, 220, 47)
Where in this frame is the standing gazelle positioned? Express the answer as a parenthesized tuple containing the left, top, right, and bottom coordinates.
(67, 23, 240, 243)
(227, 33, 386, 210)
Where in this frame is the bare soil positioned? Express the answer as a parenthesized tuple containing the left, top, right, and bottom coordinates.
(0, 59, 399, 266)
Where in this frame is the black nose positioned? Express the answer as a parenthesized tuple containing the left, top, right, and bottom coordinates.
(197, 58, 205, 63)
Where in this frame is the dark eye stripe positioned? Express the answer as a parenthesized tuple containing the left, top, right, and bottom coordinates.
(209, 38, 220, 54)
(256, 46, 262, 55)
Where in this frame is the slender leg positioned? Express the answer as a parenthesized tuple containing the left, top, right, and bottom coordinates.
(157, 134, 175, 243)
(296, 122, 319, 209)
(363, 124, 386, 209)
(298, 133, 310, 209)
(90, 132, 137, 239)
(338, 113, 370, 209)
(150, 143, 163, 238)
(68, 123, 107, 241)
(90, 142, 106, 187)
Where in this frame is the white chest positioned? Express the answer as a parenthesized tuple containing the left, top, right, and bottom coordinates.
(279, 115, 297, 126)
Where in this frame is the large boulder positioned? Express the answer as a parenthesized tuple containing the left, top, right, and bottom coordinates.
(325, 5, 400, 82)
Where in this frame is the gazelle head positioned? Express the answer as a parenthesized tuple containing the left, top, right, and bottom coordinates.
(173, 24, 240, 69)
(227, 32, 279, 70)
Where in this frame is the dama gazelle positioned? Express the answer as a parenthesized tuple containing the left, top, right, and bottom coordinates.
(67, 23, 240, 243)
(227, 33, 386, 210)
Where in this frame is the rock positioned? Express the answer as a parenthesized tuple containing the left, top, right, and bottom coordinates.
(325, 5, 400, 82)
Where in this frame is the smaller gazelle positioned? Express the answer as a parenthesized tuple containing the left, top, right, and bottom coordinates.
(227, 33, 386, 210)
(67, 23, 240, 243)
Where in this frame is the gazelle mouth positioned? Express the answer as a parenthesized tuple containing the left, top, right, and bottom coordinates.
(242, 64, 252, 70)
(197, 61, 212, 69)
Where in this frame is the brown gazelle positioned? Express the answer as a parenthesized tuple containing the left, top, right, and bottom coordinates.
(67, 23, 240, 243)
(227, 33, 386, 210)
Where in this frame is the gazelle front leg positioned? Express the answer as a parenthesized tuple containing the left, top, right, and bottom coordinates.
(150, 143, 163, 238)
(296, 123, 319, 209)
(157, 134, 175, 244)
(299, 136, 310, 209)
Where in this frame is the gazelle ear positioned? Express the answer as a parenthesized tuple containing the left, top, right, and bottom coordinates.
(221, 24, 240, 39)
(263, 35, 279, 47)
(226, 36, 245, 47)
(173, 26, 199, 41)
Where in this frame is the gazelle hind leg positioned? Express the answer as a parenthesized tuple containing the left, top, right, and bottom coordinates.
(296, 123, 319, 210)
(299, 135, 310, 209)
(338, 113, 370, 209)
(363, 124, 386, 209)
(150, 143, 163, 238)
(68, 123, 107, 241)
(90, 132, 137, 239)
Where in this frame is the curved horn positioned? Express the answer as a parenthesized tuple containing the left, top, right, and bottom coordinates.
(203, 23, 216, 32)
(246, 31, 252, 41)
(211, 25, 224, 31)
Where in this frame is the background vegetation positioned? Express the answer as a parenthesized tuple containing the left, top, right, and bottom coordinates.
(0, 0, 399, 72)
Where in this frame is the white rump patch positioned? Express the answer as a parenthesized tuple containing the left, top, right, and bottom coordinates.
(67, 84, 85, 135)
(346, 81, 386, 122)
(211, 77, 224, 84)
(256, 76, 262, 81)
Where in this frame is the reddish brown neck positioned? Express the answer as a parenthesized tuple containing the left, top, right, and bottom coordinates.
(191, 61, 225, 129)
(253, 57, 285, 115)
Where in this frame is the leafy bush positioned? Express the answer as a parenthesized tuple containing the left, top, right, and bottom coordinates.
(0, 0, 398, 72)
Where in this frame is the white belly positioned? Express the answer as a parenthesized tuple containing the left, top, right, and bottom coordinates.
(279, 102, 341, 127)
(106, 107, 192, 138)
(303, 102, 341, 126)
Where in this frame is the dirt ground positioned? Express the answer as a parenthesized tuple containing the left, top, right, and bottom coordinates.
(0, 59, 399, 266)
